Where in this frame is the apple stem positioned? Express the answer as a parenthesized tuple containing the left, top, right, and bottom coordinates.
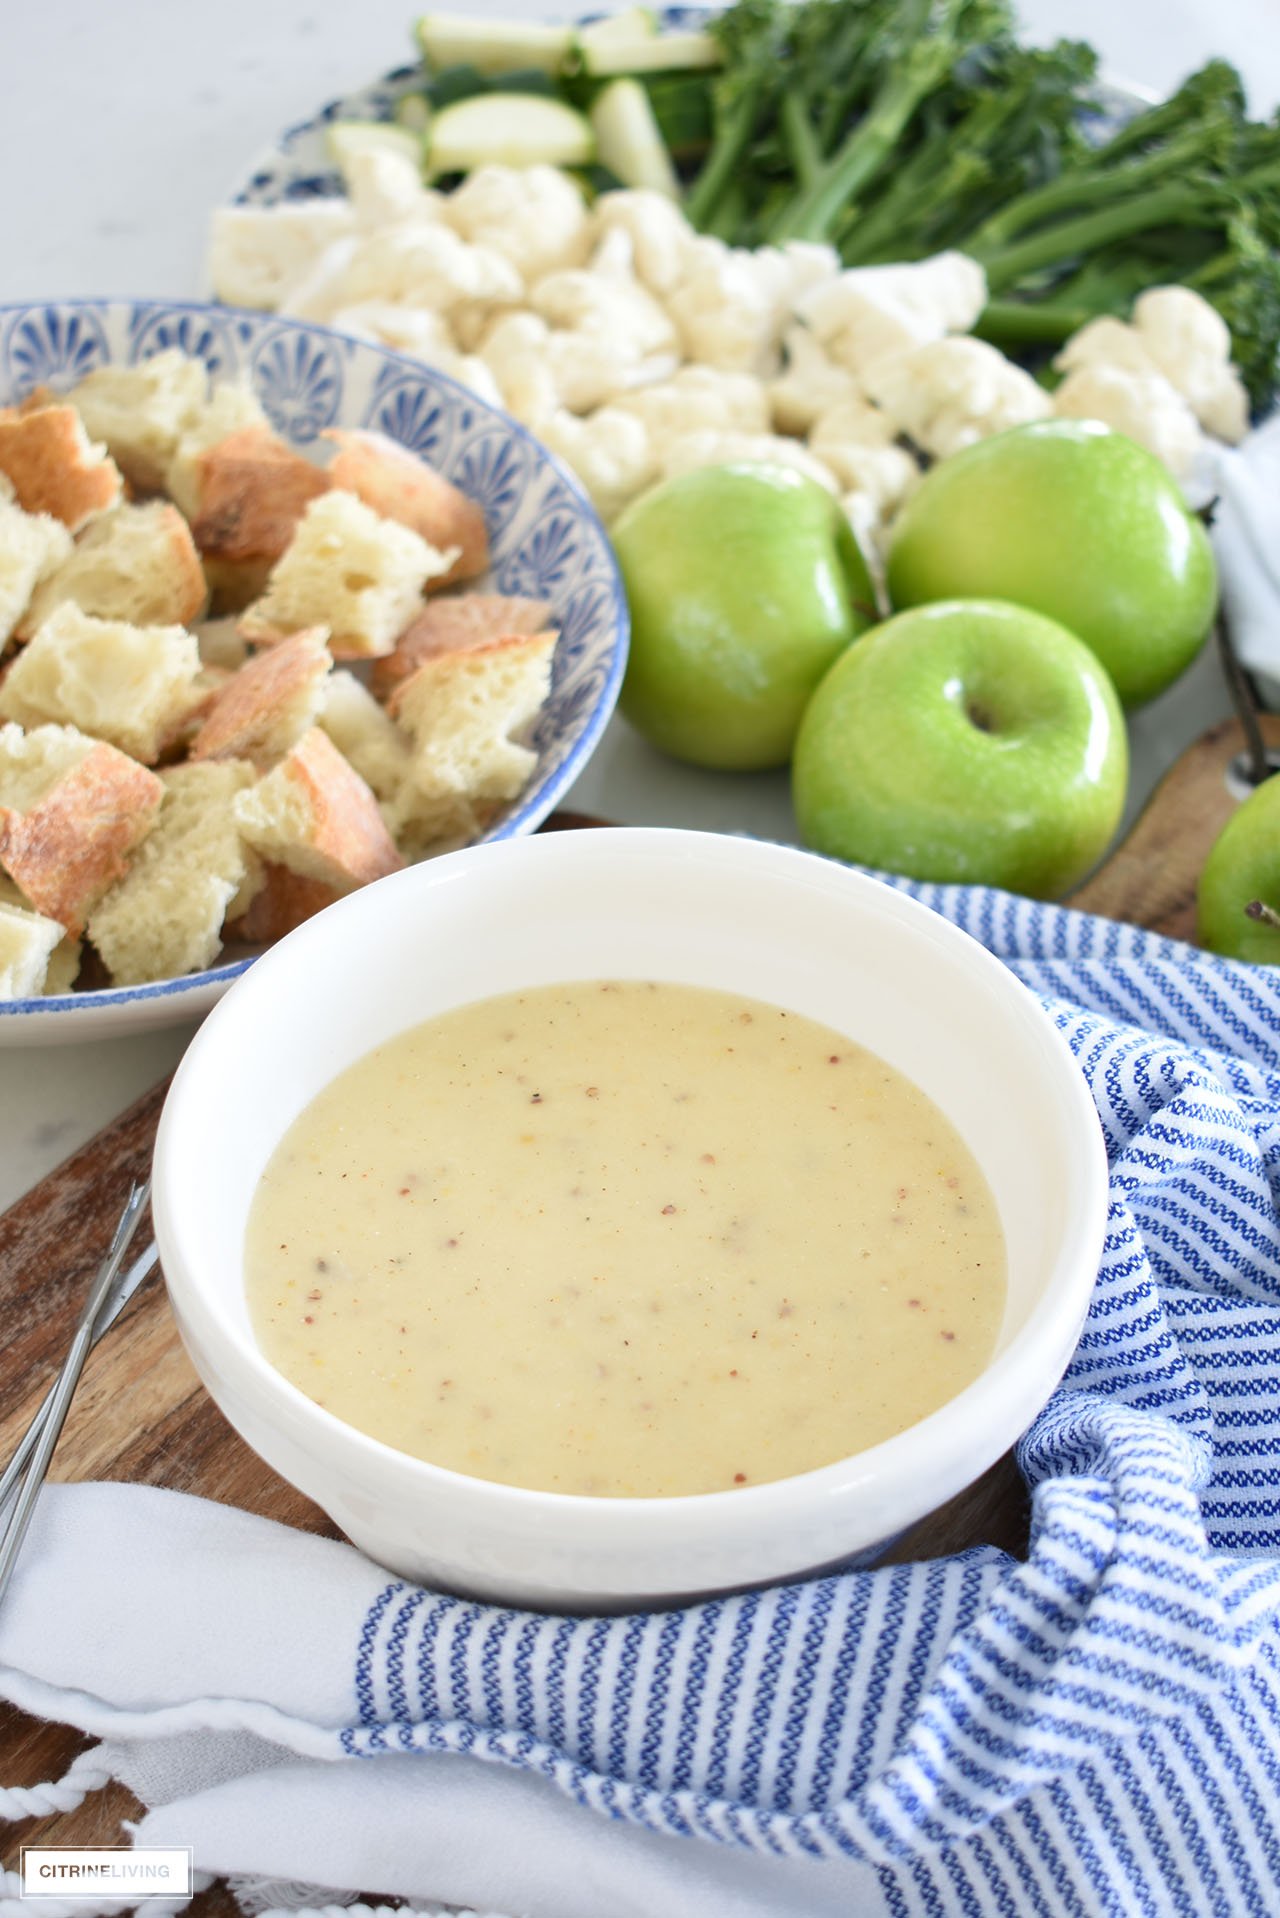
(1245, 900, 1280, 930)
(1196, 494, 1220, 529)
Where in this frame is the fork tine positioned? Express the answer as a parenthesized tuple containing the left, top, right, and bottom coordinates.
(0, 1183, 151, 1604)
(0, 1236, 159, 1512)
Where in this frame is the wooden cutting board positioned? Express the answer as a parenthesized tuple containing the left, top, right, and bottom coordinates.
(3, 718, 1277, 1899)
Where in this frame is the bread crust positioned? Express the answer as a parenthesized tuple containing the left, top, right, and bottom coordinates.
(190, 626, 331, 768)
(240, 726, 405, 890)
(224, 859, 341, 942)
(324, 429, 488, 589)
(192, 427, 331, 567)
(371, 593, 553, 703)
(0, 741, 162, 935)
(0, 407, 123, 532)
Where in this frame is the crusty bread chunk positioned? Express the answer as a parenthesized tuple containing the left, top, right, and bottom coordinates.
(0, 898, 64, 998)
(318, 668, 412, 802)
(0, 721, 163, 934)
(0, 605, 203, 765)
(390, 628, 555, 810)
(371, 592, 552, 703)
(190, 425, 332, 613)
(225, 860, 341, 944)
(0, 497, 73, 645)
(67, 351, 209, 493)
(0, 405, 123, 531)
(239, 489, 454, 659)
(233, 726, 404, 891)
(324, 429, 485, 589)
(87, 760, 260, 984)
(191, 627, 332, 768)
(166, 382, 273, 519)
(19, 501, 207, 636)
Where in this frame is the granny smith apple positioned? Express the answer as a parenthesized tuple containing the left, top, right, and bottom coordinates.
(612, 462, 878, 770)
(886, 420, 1218, 709)
(792, 598, 1128, 899)
(1197, 771, 1280, 963)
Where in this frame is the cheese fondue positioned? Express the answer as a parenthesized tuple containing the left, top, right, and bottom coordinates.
(245, 980, 1006, 1497)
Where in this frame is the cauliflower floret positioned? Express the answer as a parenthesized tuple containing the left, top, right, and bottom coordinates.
(207, 202, 358, 309)
(529, 260, 677, 359)
(770, 326, 861, 435)
(863, 338, 1052, 459)
(1054, 315, 1163, 381)
(285, 222, 524, 326)
(660, 431, 840, 494)
(666, 238, 791, 375)
(591, 189, 699, 296)
(341, 149, 448, 230)
(808, 397, 920, 512)
(612, 366, 770, 451)
(1133, 285, 1250, 443)
(443, 164, 592, 281)
(796, 252, 987, 378)
(537, 408, 658, 523)
(477, 312, 561, 426)
(1052, 363, 1202, 479)
(330, 302, 504, 408)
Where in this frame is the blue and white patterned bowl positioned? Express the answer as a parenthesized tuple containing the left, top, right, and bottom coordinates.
(0, 298, 628, 1043)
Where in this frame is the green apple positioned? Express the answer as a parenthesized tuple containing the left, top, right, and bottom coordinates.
(612, 462, 878, 770)
(1197, 771, 1280, 963)
(792, 598, 1128, 899)
(886, 420, 1218, 709)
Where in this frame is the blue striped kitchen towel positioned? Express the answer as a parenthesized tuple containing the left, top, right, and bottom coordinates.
(3, 883, 1280, 1917)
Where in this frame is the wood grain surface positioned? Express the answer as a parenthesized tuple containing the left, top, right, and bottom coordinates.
(1, 731, 1272, 1898)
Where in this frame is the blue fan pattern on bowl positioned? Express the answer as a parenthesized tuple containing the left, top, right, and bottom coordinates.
(0, 299, 628, 1024)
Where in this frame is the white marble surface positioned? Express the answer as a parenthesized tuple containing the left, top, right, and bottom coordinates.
(0, 0, 1276, 1211)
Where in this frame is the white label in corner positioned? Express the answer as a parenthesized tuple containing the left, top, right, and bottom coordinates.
(20, 1848, 193, 1898)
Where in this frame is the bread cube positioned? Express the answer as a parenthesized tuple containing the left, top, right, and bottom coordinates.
(324, 429, 487, 588)
(67, 350, 210, 493)
(233, 726, 404, 891)
(371, 592, 552, 703)
(239, 490, 454, 659)
(0, 405, 122, 531)
(190, 425, 332, 611)
(0, 497, 73, 646)
(87, 760, 260, 984)
(390, 628, 555, 809)
(0, 720, 163, 934)
(0, 899, 64, 998)
(190, 627, 332, 769)
(225, 860, 341, 944)
(166, 383, 274, 519)
(0, 604, 203, 765)
(18, 501, 207, 636)
(318, 668, 412, 801)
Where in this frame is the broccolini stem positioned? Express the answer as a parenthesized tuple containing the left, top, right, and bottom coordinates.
(685, 80, 767, 229)
(780, 88, 824, 192)
(766, 4, 964, 244)
(979, 182, 1215, 293)
(972, 297, 1094, 345)
(965, 121, 1235, 257)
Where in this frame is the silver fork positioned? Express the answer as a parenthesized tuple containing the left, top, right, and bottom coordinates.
(0, 1182, 156, 1605)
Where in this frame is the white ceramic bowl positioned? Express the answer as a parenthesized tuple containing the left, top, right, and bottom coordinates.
(0, 297, 627, 1043)
(153, 828, 1109, 1611)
